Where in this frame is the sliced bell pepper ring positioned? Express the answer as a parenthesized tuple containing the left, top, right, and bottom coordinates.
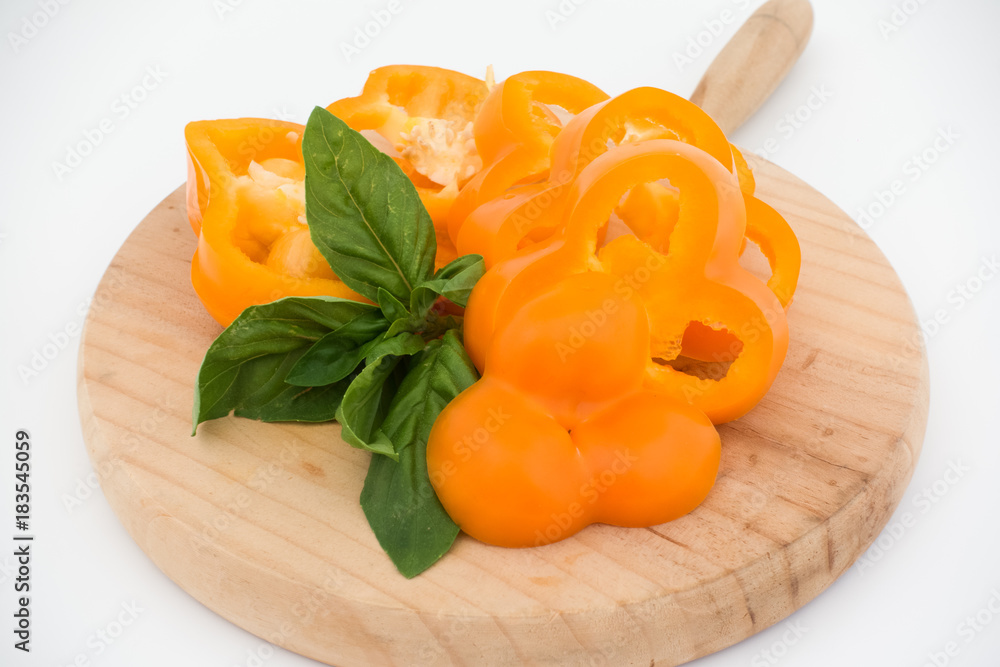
(744, 193, 800, 309)
(732, 144, 756, 196)
(185, 118, 361, 327)
(326, 65, 490, 267)
(454, 86, 760, 269)
(444, 70, 609, 246)
(463, 139, 792, 424)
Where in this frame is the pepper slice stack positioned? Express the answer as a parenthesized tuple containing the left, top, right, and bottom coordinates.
(452, 86, 782, 276)
(444, 70, 609, 245)
(430, 134, 800, 546)
(428, 271, 720, 548)
(453, 84, 799, 384)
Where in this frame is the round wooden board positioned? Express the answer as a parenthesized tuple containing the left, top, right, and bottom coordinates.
(77, 153, 928, 667)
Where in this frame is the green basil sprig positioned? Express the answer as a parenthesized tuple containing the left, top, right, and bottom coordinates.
(192, 107, 484, 577)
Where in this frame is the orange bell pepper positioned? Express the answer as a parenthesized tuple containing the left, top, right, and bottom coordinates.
(464, 139, 792, 424)
(453, 86, 766, 269)
(445, 70, 609, 246)
(185, 118, 361, 327)
(427, 271, 720, 547)
(744, 194, 800, 308)
(326, 65, 491, 267)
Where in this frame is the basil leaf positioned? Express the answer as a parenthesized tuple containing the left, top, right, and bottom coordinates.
(304, 107, 436, 303)
(284, 333, 382, 387)
(335, 333, 425, 458)
(192, 297, 377, 433)
(365, 332, 426, 365)
(284, 312, 389, 387)
(332, 309, 393, 342)
(411, 254, 485, 312)
(335, 356, 402, 459)
(385, 314, 424, 339)
(378, 287, 424, 340)
(377, 287, 409, 323)
(360, 330, 479, 578)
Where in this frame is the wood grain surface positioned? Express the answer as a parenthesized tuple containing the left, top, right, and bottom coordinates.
(77, 153, 928, 667)
(690, 0, 815, 135)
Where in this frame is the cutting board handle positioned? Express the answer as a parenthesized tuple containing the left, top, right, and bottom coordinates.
(690, 0, 814, 135)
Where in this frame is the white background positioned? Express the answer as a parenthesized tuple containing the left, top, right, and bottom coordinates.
(2, 0, 998, 665)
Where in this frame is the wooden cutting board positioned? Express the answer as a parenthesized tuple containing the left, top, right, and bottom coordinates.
(77, 152, 928, 666)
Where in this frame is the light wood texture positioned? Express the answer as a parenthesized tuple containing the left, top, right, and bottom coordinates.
(690, 0, 814, 134)
(77, 153, 927, 666)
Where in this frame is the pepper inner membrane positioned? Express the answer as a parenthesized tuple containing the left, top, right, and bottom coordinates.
(654, 322, 744, 380)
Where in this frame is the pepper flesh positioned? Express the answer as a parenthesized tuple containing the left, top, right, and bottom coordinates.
(427, 271, 720, 548)
(431, 138, 797, 548)
(454, 86, 799, 377)
(185, 118, 361, 327)
(463, 139, 791, 424)
(326, 65, 490, 267)
(445, 70, 609, 246)
(454, 86, 763, 269)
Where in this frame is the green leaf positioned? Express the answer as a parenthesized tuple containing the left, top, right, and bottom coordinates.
(335, 333, 426, 458)
(284, 312, 389, 386)
(304, 106, 436, 303)
(192, 297, 378, 433)
(410, 254, 485, 312)
(365, 332, 427, 365)
(377, 284, 425, 337)
(385, 314, 423, 339)
(377, 287, 409, 323)
(335, 356, 403, 459)
(332, 309, 393, 342)
(360, 330, 480, 578)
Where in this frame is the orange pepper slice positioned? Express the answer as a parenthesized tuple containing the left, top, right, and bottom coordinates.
(454, 86, 751, 268)
(185, 118, 361, 327)
(326, 65, 490, 267)
(445, 70, 609, 245)
(428, 271, 720, 547)
(464, 139, 792, 424)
